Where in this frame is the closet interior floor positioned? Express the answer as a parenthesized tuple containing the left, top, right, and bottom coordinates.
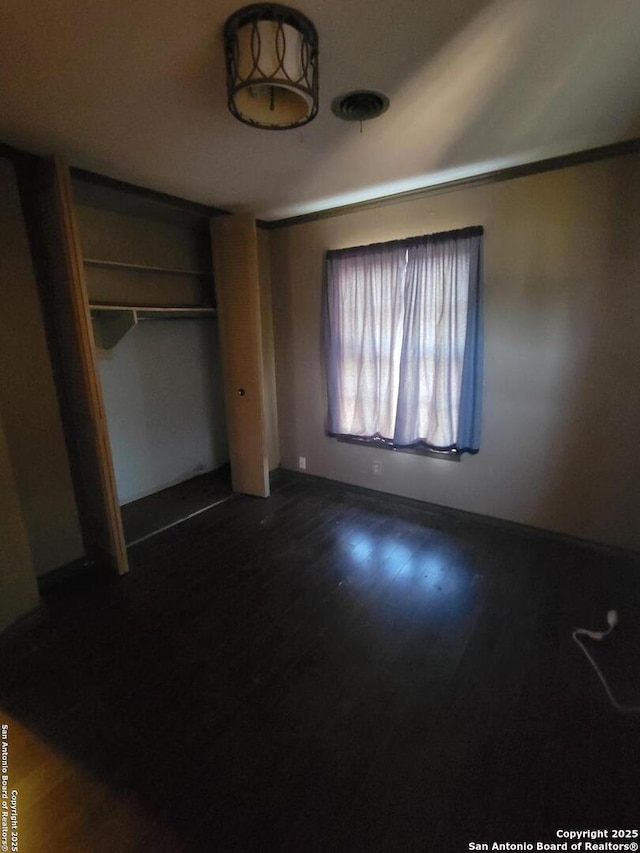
(120, 463, 233, 544)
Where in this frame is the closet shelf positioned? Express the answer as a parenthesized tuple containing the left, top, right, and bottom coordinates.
(84, 258, 213, 277)
(90, 304, 216, 348)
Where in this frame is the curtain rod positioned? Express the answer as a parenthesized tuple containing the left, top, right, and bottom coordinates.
(326, 225, 483, 258)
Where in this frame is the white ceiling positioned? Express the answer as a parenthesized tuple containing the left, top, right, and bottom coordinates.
(1, 0, 639, 220)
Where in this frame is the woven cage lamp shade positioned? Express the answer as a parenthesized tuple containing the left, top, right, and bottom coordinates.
(224, 3, 319, 129)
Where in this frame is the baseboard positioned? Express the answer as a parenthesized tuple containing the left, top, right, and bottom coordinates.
(119, 462, 230, 507)
(37, 556, 101, 593)
(278, 468, 640, 561)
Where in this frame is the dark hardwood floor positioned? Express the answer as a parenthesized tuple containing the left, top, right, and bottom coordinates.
(1, 471, 640, 852)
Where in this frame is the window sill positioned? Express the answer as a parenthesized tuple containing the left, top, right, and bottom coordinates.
(335, 435, 461, 462)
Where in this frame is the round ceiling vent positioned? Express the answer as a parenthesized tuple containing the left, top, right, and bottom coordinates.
(331, 90, 390, 122)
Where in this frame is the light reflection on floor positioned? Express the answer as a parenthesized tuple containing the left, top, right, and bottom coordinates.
(335, 518, 476, 607)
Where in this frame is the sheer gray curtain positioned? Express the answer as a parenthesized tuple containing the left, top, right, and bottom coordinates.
(325, 227, 483, 453)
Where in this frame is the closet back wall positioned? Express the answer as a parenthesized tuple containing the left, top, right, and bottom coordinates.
(96, 319, 227, 504)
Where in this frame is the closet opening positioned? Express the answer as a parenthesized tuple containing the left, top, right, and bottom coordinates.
(72, 175, 232, 545)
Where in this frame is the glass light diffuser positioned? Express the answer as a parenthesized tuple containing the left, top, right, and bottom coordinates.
(224, 4, 319, 129)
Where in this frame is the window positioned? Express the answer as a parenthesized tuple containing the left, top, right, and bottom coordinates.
(324, 226, 483, 455)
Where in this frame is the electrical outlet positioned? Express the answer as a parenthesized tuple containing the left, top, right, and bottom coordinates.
(298, 456, 306, 470)
(372, 460, 382, 476)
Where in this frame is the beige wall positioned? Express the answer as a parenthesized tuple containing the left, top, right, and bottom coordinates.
(0, 158, 84, 575)
(268, 153, 640, 551)
(0, 412, 39, 633)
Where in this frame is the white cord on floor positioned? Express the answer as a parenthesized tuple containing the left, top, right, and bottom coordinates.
(572, 610, 640, 714)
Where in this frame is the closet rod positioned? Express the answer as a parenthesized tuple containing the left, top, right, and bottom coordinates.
(90, 303, 215, 312)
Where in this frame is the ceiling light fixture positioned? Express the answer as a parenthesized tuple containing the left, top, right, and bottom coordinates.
(223, 3, 319, 130)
